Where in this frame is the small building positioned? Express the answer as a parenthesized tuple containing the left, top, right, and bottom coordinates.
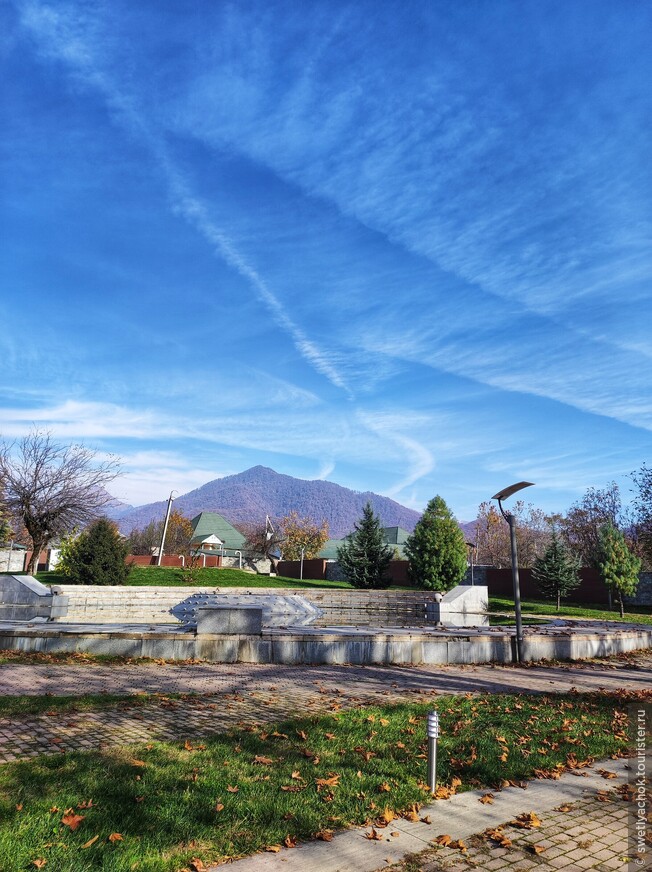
(190, 513, 246, 556)
(317, 526, 411, 559)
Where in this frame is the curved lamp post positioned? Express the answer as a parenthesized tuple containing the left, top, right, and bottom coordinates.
(492, 481, 534, 664)
(156, 490, 178, 566)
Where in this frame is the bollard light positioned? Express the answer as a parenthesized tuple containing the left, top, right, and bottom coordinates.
(427, 710, 439, 794)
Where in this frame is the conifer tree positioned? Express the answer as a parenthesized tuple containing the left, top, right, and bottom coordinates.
(336, 502, 393, 589)
(598, 523, 641, 617)
(62, 517, 131, 585)
(404, 495, 467, 591)
(532, 532, 580, 610)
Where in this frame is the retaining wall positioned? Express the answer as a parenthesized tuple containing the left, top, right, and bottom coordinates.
(48, 585, 448, 626)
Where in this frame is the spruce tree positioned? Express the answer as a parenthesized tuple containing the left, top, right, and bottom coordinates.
(336, 502, 393, 589)
(598, 523, 641, 617)
(404, 495, 467, 591)
(64, 517, 131, 585)
(532, 532, 580, 610)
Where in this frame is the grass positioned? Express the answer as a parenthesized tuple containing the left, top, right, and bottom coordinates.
(37, 566, 353, 589)
(489, 596, 652, 625)
(0, 690, 643, 871)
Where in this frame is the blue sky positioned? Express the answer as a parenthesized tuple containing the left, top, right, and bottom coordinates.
(1, 0, 651, 520)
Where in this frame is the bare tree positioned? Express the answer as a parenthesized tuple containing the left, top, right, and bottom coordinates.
(0, 430, 121, 573)
(560, 483, 622, 569)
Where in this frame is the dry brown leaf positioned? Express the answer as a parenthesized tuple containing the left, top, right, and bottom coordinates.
(556, 804, 572, 812)
(530, 844, 547, 855)
(479, 793, 494, 804)
(365, 828, 383, 841)
(81, 835, 99, 849)
(450, 839, 467, 851)
(281, 785, 301, 792)
(61, 812, 85, 831)
(108, 833, 123, 843)
(283, 834, 297, 849)
(316, 774, 341, 789)
(49, 807, 59, 814)
(130, 759, 146, 767)
(420, 815, 431, 824)
(509, 812, 541, 829)
(226, 785, 239, 793)
(189, 858, 208, 871)
(315, 829, 333, 841)
(378, 782, 391, 793)
(390, 831, 400, 837)
(31, 861, 46, 870)
(433, 834, 452, 846)
(380, 808, 396, 824)
(296, 729, 308, 740)
(214, 802, 225, 812)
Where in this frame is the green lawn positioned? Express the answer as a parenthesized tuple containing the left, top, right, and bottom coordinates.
(489, 596, 652, 625)
(0, 691, 641, 871)
(37, 566, 353, 589)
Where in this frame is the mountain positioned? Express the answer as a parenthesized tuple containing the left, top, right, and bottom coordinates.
(113, 466, 423, 538)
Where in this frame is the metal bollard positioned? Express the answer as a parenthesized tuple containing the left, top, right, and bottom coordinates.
(427, 710, 439, 794)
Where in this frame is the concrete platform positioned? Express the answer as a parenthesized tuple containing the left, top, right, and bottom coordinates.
(0, 619, 650, 664)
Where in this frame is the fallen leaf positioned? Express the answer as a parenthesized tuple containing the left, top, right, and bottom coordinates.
(509, 812, 541, 829)
(365, 828, 383, 841)
(61, 812, 85, 831)
(380, 808, 396, 824)
(420, 815, 431, 824)
(31, 862, 46, 870)
(450, 839, 467, 852)
(108, 833, 123, 842)
(214, 802, 225, 812)
(189, 859, 207, 871)
(556, 804, 572, 812)
(291, 770, 303, 780)
(49, 807, 59, 814)
(130, 759, 146, 768)
(254, 756, 274, 765)
(283, 834, 297, 849)
(81, 835, 99, 849)
(479, 793, 494, 804)
(433, 834, 452, 846)
(296, 729, 308, 740)
(378, 782, 391, 793)
(530, 844, 547, 854)
(226, 785, 239, 793)
(315, 829, 333, 841)
(316, 774, 341, 789)
(390, 831, 400, 837)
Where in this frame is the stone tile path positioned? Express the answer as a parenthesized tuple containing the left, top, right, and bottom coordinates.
(0, 654, 650, 763)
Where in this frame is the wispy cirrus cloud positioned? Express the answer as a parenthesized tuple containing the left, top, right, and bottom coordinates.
(15, 0, 351, 398)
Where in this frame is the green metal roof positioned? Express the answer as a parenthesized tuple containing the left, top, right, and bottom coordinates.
(317, 528, 410, 560)
(381, 526, 410, 545)
(190, 513, 246, 551)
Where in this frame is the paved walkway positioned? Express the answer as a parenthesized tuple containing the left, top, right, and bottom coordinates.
(224, 757, 640, 872)
(0, 653, 650, 763)
(0, 654, 648, 869)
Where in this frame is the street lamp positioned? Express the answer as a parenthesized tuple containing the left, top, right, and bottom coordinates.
(156, 490, 178, 567)
(465, 542, 476, 586)
(491, 481, 534, 664)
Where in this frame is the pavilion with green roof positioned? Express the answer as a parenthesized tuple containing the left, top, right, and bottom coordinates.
(190, 512, 246, 555)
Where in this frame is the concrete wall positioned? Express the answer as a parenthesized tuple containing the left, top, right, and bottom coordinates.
(0, 550, 27, 573)
(0, 574, 68, 621)
(45, 585, 446, 626)
(1, 622, 650, 665)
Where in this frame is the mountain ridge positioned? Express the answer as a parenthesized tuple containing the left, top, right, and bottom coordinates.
(111, 465, 426, 538)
